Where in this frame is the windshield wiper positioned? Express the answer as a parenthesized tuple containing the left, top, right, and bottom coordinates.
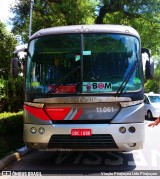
(46, 66, 81, 96)
(115, 60, 139, 97)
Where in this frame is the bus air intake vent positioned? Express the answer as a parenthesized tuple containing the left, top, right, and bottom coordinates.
(47, 134, 118, 149)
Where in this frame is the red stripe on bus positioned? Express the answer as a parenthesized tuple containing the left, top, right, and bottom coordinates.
(45, 108, 71, 120)
(73, 108, 83, 120)
(24, 105, 50, 120)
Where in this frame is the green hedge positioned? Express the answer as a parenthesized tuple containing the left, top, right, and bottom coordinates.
(0, 111, 24, 159)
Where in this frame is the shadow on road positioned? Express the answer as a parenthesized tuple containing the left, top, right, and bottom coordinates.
(14, 151, 136, 175)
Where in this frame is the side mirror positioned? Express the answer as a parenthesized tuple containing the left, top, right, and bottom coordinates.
(141, 48, 154, 80)
(145, 59, 154, 79)
(11, 58, 18, 77)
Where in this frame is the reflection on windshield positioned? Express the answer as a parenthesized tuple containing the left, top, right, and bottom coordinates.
(26, 33, 142, 95)
(149, 96, 160, 103)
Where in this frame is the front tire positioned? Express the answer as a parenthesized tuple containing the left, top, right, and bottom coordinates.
(147, 110, 153, 120)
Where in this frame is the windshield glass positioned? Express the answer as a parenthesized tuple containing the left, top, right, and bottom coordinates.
(26, 33, 142, 95)
(26, 34, 81, 94)
(148, 96, 160, 103)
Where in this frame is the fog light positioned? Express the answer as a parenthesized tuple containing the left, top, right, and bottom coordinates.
(31, 143, 39, 147)
(129, 126, 136, 133)
(119, 127, 126, 133)
(30, 127, 37, 134)
(38, 127, 45, 134)
(128, 143, 136, 147)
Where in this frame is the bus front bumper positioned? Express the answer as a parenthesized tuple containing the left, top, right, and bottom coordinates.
(24, 123, 144, 152)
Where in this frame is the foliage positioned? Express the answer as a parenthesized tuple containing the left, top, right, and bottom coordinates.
(0, 21, 17, 79)
(96, 0, 160, 55)
(7, 77, 24, 112)
(10, 0, 96, 42)
(0, 111, 23, 132)
(0, 79, 8, 100)
(0, 111, 24, 159)
(144, 58, 160, 93)
(10, 0, 160, 55)
(0, 77, 24, 112)
(144, 79, 159, 93)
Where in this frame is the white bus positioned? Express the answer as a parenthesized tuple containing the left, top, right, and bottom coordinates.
(22, 25, 153, 151)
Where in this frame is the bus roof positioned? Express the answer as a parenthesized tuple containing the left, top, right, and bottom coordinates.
(30, 24, 140, 40)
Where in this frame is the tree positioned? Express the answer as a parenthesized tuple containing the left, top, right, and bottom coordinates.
(10, 0, 160, 54)
(10, 0, 96, 42)
(95, 0, 160, 54)
(144, 56, 160, 93)
(144, 72, 160, 93)
(0, 21, 17, 79)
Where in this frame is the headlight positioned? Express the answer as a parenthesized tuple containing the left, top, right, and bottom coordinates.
(120, 100, 143, 107)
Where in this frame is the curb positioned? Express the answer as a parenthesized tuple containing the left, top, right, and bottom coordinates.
(0, 146, 30, 170)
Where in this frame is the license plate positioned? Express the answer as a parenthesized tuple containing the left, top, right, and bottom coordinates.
(71, 129, 92, 136)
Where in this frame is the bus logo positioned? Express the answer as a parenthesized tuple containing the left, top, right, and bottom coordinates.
(83, 82, 112, 92)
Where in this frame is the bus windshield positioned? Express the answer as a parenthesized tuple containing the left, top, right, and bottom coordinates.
(26, 33, 142, 95)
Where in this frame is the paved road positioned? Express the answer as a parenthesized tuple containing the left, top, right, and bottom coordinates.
(2, 120, 160, 178)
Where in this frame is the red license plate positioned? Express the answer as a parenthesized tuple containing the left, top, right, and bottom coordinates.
(71, 129, 92, 136)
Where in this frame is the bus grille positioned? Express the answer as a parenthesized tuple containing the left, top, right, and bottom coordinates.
(48, 134, 118, 149)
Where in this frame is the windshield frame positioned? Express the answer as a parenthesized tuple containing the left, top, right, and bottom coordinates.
(25, 32, 142, 97)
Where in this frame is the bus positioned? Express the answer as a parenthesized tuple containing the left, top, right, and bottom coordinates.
(21, 25, 153, 151)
